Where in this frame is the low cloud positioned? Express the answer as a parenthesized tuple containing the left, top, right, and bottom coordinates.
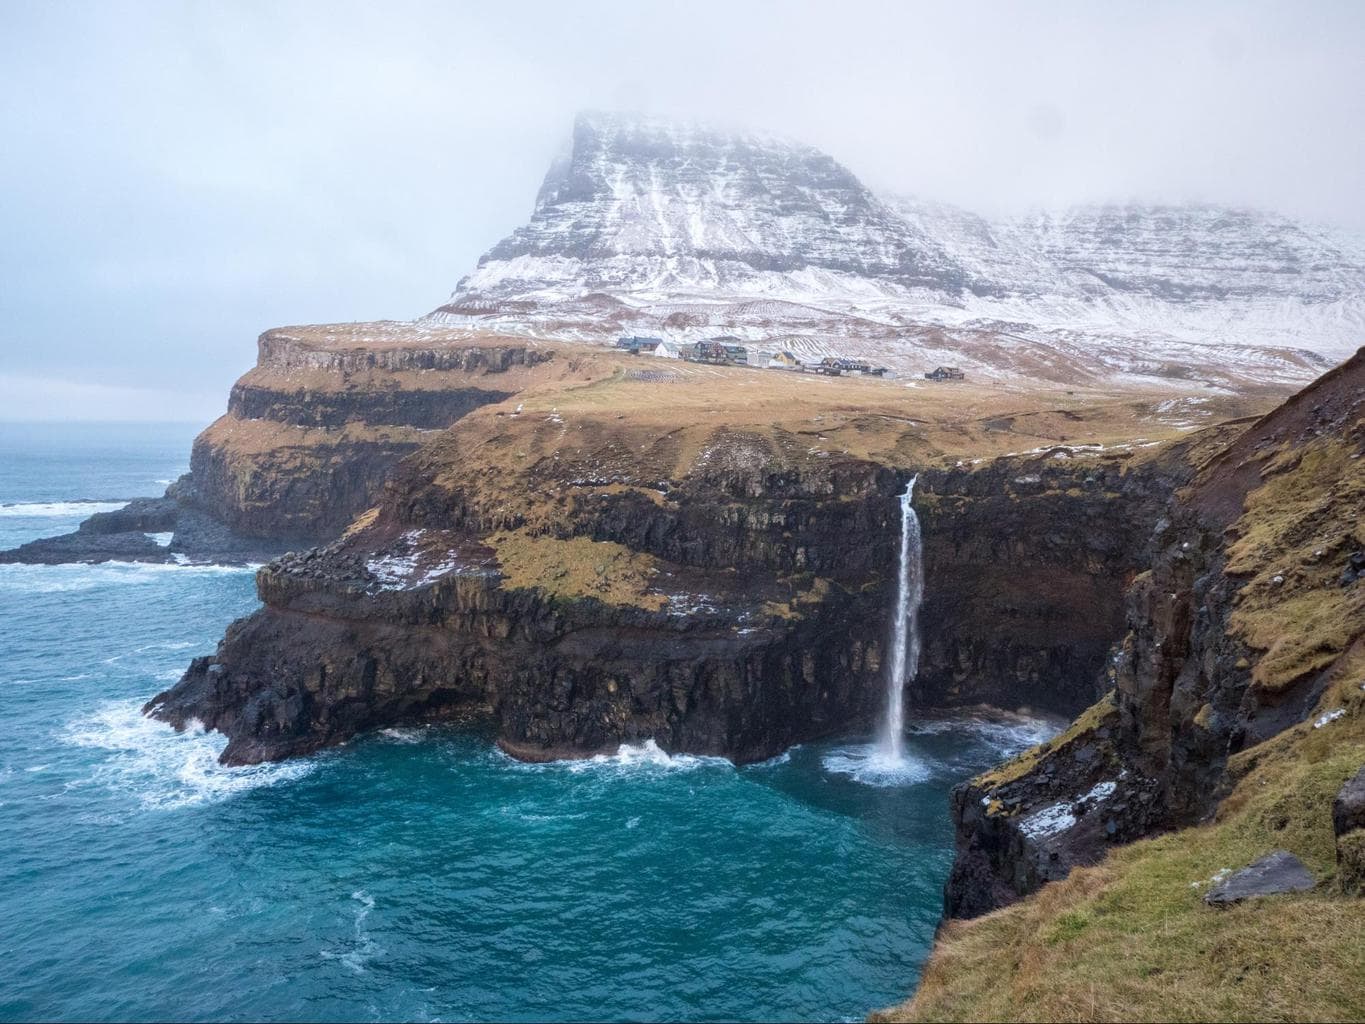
(2, 0, 1362, 416)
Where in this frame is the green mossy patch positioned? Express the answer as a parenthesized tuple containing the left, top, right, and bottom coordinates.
(488, 531, 667, 610)
(1225, 439, 1365, 695)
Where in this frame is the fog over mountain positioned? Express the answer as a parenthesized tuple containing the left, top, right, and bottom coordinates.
(2, 1, 1363, 416)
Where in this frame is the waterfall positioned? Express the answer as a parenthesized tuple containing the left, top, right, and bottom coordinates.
(879, 476, 923, 762)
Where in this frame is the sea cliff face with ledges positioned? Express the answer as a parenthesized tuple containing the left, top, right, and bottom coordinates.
(145, 344, 1232, 766)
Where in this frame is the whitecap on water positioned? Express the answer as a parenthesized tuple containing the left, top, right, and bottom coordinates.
(821, 743, 936, 787)
(497, 738, 734, 776)
(746, 747, 796, 769)
(63, 701, 314, 810)
(377, 726, 428, 744)
(0, 560, 256, 594)
(0, 500, 128, 517)
(321, 889, 383, 975)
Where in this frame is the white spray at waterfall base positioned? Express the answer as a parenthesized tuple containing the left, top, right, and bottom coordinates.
(878, 476, 923, 764)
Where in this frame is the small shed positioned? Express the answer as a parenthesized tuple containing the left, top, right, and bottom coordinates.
(653, 341, 685, 359)
(925, 366, 966, 381)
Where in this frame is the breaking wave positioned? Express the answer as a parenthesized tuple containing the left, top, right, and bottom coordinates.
(320, 889, 383, 975)
(0, 500, 128, 517)
(63, 701, 314, 810)
(377, 727, 429, 744)
(907, 707, 1063, 760)
(0, 561, 256, 594)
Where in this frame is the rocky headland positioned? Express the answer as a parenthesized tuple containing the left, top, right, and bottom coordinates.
(138, 333, 1260, 766)
(15, 307, 1359, 1016)
(2, 322, 561, 565)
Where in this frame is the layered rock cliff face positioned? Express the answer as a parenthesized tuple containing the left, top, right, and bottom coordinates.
(942, 347, 1365, 919)
(145, 357, 1211, 766)
(913, 457, 1189, 717)
(1, 324, 562, 565)
(180, 324, 556, 544)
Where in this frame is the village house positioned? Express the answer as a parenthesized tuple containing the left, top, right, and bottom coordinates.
(770, 350, 801, 368)
(653, 340, 690, 359)
(616, 336, 661, 354)
(687, 340, 732, 364)
(925, 366, 966, 381)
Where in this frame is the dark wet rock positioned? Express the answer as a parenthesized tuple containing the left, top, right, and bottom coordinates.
(0, 529, 168, 565)
(0, 496, 183, 564)
(78, 497, 178, 535)
(1335, 766, 1365, 895)
(1203, 850, 1316, 905)
(0, 491, 290, 566)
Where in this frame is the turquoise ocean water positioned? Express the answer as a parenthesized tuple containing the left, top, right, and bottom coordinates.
(0, 423, 1056, 1022)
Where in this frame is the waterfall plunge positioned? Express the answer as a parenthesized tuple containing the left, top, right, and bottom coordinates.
(879, 477, 923, 762)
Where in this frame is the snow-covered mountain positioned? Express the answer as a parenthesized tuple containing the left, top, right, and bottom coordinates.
(431, 112, 1365, 389)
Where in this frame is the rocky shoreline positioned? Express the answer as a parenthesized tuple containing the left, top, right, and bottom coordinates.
(0, 485, 289, 566)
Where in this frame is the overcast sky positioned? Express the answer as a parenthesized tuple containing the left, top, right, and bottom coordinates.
(2, 0, 1363, 420)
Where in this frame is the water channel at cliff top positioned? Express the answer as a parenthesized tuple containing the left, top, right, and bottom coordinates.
(0, 423, 1059, 1022)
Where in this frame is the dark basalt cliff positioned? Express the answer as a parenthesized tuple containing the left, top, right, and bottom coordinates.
(942, 347, 1365, 919)
(145, 395, 1200, 766)
(914, 459, 1182, 717)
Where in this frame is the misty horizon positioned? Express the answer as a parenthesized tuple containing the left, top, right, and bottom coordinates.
(3, 1, 1364, 419)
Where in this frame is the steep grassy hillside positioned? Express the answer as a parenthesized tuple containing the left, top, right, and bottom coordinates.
(882, 670, 1365, 1022)
(880, 349, 1365, 1022)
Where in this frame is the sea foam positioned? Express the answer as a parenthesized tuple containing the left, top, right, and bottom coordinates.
(907, 708, 1063, 759)
(0, 560, 256, 594)
(64, 701, 314, 810)
(499, 738, 734, 776)
(0, 500, 128, 517)
(821, 743, 936, 787)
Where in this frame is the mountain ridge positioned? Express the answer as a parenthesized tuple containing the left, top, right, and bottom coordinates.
(431, 111, 1365, 389)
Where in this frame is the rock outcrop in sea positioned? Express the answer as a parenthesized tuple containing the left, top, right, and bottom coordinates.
(1, 323, 554, 565)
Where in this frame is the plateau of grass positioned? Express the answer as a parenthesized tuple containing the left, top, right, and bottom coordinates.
(487, 530, 667, 610)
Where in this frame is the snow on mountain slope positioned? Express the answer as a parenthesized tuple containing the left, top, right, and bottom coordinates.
(431, 112, 1365, 390)
(455, 112, 966, 300)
